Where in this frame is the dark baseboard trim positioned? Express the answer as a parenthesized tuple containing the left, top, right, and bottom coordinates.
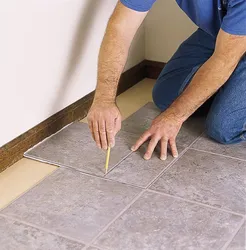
(144, 60, 166, 79)
(0, 59, 165, 173)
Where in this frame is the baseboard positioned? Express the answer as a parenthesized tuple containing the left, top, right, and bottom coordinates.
(144, 60, 165, 79)
(0, 59, 165, 173)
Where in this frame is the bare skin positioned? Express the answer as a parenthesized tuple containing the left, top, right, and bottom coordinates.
(88, 1, 246, 160)
(87, 2, 147, 150)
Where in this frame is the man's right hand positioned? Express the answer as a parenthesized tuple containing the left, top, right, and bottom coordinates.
(87, 101, 121, 150)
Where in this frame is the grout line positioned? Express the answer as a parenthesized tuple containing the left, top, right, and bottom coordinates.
(147, 189, 245, 217)
(24, 154, 142, 190)
(189, 148, 246, 162)
(62, 166, 145, 190)
(145, 147, 188, 189)
(0, 213, 87, 246)
(0, 168, 60, 212)
(104, 150, 134, 177)
(221, 217, 245, 250)
(84, 190, 145, 249)
(145, 132, 205, 189)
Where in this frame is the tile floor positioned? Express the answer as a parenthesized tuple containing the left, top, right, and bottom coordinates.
(0, 78, 245, 250)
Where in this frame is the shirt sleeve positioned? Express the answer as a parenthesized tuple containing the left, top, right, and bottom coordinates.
(120, 0, 156, 12)
(221, 0, 246, 35)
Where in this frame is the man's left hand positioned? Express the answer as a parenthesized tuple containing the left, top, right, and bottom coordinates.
(131, 112, 183, 160)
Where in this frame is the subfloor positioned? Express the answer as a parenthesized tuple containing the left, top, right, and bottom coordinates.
(0, 78, 245, 249)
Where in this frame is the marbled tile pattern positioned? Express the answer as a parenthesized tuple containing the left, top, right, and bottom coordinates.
(192, 134, 246, 160)
(1, 168, 141, 243)
(25, 122, 138, 176)
(227, 223, 246, 250)
(94, 192, 243, 250)
(1, 103, 244, 249)
(150, 149, 246, 214)
(0, 216, 84, 250)
(106, 144, 185, 187)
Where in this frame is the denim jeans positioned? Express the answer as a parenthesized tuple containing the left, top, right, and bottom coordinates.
(152, 28, 246, 144)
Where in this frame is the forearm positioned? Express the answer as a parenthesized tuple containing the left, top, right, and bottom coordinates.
(94, 22, 130, 103)
(93, 2, 147, 104)
(166, 54, 240, 122)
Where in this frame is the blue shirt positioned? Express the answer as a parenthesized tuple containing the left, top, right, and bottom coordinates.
(120, 0, 246, 37)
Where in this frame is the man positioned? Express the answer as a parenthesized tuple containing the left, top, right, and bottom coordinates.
(87, 0, 246, 161)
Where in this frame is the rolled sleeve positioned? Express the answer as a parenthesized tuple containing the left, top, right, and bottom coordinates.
(221, 0, 246, 35)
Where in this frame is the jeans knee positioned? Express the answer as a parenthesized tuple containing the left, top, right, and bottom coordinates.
(152, 80, 172, 112)
(206, 115, 234, 145)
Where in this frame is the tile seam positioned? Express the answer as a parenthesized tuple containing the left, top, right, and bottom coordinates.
(147, 189, 245, 217)
(0, 213, 87, 246)
(221, 217, 245, 250)
(86, 190, 146, 249)
(145, 131, 205, 189)
(189, 147, 246, 162)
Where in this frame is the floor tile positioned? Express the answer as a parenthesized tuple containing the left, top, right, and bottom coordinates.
(25, 122, 138, 177)
(176, 117, 205, 147)
(121, 102, 160, 136)
(0, 216, 84, 250)
(121, 104, 204, 148)
(0, 158, 57, 209)
(94, 191, 242, 250)
(227, 223, 246, 250)
(192, 134, 246, 160)
(150, 149, 246, 214)
(1, 168, 141, 243)
(106, 144, 184, 187)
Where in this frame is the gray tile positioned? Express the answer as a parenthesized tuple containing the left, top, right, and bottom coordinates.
(192, 134, 246, 160)
(106, 144, 185, 187)
(176, 117, 205, 147)
(0, 216, 84, 250)
(227, 223, 246, 250)
(94, 191, 242, 250)
(122, 103, 204, 147)
(25, 122, 138, 176)
(121, 102, 161, 136)
(1, 168, 141, 243)
(150, 149, 246, 214)
(87, 247, 101, 250)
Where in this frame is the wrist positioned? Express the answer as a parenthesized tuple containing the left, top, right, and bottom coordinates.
(162, 107, 186, 124)
(93, 93, 116, 105)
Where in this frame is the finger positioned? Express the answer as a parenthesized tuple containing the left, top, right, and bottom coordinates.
(106, 120, 115, 148)
(169, 138, 178, 158)
(144, 136, 159, 160)
(160, 138, 168, 161)
(93, 122, 101, 149)
(115, 115, 121, 134)
(99, 120, 108, 150)
(131, 131, 151, 151)
(88, 121, 95, 141)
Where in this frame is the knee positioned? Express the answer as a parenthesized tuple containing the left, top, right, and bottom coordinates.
(152, 79, 172, 112)
(206, 114, 234, 145)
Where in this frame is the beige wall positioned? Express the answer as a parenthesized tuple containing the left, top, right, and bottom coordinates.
(0, 0, 145, 147)
(145, 0, 197, 62)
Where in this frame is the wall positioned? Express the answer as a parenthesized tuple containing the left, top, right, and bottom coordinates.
(145, 0, 197, 62)
(0, 0, 145, 147)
